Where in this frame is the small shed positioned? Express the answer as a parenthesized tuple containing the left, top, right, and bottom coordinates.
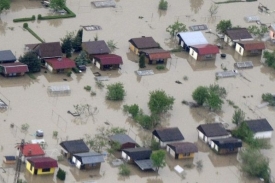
(166, 142, 198, 159)
(82, 40, 111, 58)
(177, 31, 208, 51)
(224, 28, 253, 46)
(0, 62, 29, 77)
(0, 50, 17, 64)
(269, 24, 275, 40)
(109, 134, 137, 150)
(72, 151, 105, 170)
(93, 54, 123, 70)
(210, 137, 242, 154)
(152, 127, 184, 148)
(32, 42, 63, 60)
(60, 139, 89, 160)
(3, 156, 16, 164)
(26, 157, 58, 175)
(197, 123, 231, 144)
(128, 36, 159, 55)
(134, 159, 155, 171)
(139, 48, 171, 64)
(121, 147, 152, 163)
(235, 40, 265, 56)
(245, 119, 273, 139)
(189, 44, 219, 61)
(244, 15, 260, 23)
(45, 58, 76, 73)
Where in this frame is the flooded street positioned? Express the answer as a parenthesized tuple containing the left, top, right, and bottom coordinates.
(1, 0, 275, 182)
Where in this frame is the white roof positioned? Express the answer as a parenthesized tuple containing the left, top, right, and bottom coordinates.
(177, 31, 208, 46)
(174, 165, 184, 173)
(31, 139, 45, 144)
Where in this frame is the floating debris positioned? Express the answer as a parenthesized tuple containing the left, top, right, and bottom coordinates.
(136, 70, 154, 76)
(82, 25, 102, 31)
(92, 0, 116, 8)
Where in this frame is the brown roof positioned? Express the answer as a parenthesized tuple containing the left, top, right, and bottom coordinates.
(129, 37, 159, 49)
(225, 28, 253, 40)
(34, 42, 63, 58)
(0, 62, 28, 74)
(93, 54, 123, 65)
(167, 142, 198, 154)
(237, 40, 265, 50)
(190, 44, 220, 55)
(28, 157, 58, 169)
(82, 40, 111, 55)
(45, 58, 76, 69)
(140, 48, 171, 60)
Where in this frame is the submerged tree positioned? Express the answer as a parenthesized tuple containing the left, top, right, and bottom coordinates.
(209, 3, 219, 17)
(50, 0, 66, 11)
(139, 53, 146, 68)
(148, 90, 175, 114)
(232, 109, 245, 126)
(205, 91, 224, 111)
(247, 25, 268, 38)
(216, 20, 232, 34)
(19, 51, 41, 72)
(0, 0, 10, 15)
(166, 20, 187, 37)
(74, 51, 89, 66)
(190, 0, 204, 14)
(106, 82, 126, 101)
(151, 150, 166, 173)
(192, 86, 209, 105)
(107, 40, 118, 52)
(263, 50, 275, 69)
(72, 29, 83, 52)
(158, 0, 168, 10)
(61, 32, 74, 57)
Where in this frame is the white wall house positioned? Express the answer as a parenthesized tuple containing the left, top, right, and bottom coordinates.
(152, 127, 184, 148)
(121, 151, 131, 161)
(166, 146, 176, 158)
(235, 43, 244, 55)
(235, 41, 265, 56)
(245, 119, 273, 139)
(177, 31, 208, 51)
(224, 28, 253, 46)
(254, 131, 273, 139)
(189, 47, 198, 60)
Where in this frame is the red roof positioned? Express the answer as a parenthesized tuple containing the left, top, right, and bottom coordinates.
(237, 41, 265, 50)
(45, 58, 76, 69)
(0, 62, 28, 74)
(20, 144, 45, 157)
(140, 48, 171, 60)
(28, 157, 58, 169)
(93, 54, 123, 65)
(190, 44, 220, 55)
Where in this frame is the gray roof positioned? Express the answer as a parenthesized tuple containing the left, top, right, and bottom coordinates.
(73, 151, 105, 164)
(245, 119, 273, 133)
(152, 127, 184, 142)
(177, 31, 208, 46)
(122, 147, 152, 160)
(134, 159, 155, 170)
(225, 28, 253, 40)
(197, 123, 230, 137)
(0, 50, 16, 63)
(167, 142, 198, 154)
(60, 139, 89, 154)
(109, 134, 136, 145)
(82, 40, 111, 55)
(212, 137, 242, 149)
(34, 42, 63, 58)
(270, 24, 275, 32)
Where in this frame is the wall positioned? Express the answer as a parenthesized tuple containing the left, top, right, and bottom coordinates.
(37, 167, 55, 175)
(198, 131, 204, 141)
(178, 152, 195, 159)
(166, 146, 175, 158)
(254, 131, 273, 139)
(129, 43, 139, 55)
(189, 48, 198, 60)
(26, 161, 34, 174)
(235, 43, 244, 56)
(45, 63, 53, 73)
(121, 151, 130, 161)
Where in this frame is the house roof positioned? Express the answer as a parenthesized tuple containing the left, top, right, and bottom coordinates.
(245, 119, 273, 133)
(73, 152, 105, 164)
(0, 50, 16, 63)
(197, 123, 230, 137)
(167, 142, 198, 154)
(152, 127, 184, 142)
(45, 58, 76, 69)
(270, 24, 275, 32)
(190, 44, 220, 55)
(129, 37, 159, 49)
(177, 31, 208, 46)
(27, 157, 58, 169)
(82, 40, 111, 55)
(139, 48, 171, 60)
(93, 54, 123, 65)
(34, 42, 63, 58)
(4, 156, 16, 161)
(20, 144, 45, 157)
(60, 139, 89, 154)
(134, 159, 155, 170)
(212, 137, 242, 149)
(109, 134, 136, 145)
(0, 62, 29, 74)
(225, 28, 253, 40)
(237, 40, 265, 50)
(122, 147, 152, 160)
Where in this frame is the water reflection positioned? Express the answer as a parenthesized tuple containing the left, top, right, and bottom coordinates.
(126, 52, 138, 62)
(186, 56, 217, 71)
(47, 19, 63, 28)
(189, 0, 204, 14)
(70, 167, 102, 182)
(208, 151, 239, 167)
(105, 100, 123, 111)
(163, 37, 178, 49)
(157, 10, 167, 18)
(0, 20, 8, 35)
(0, 75, 35, 89)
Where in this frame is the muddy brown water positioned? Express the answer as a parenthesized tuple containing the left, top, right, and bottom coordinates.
(1, 0, 275, 182)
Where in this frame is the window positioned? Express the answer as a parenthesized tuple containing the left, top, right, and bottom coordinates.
(191, 50, 194, 56)
(42, 168, 51, 172)
(30, 165, 33, 171)
(239, 47, 242, 52)
(184, 153, 190, 156)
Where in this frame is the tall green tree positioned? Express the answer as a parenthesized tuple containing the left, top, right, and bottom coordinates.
(232, 109, 245, 126)
(0, 0, 10, 15)
(148, 90, 175, 114)
(19, 52, 41, 72)
(72, 29, 83, 52)
(205, 91, 224, 111)
(150, 150, 166, 173)
(139, 54, 146, 68)
(106, 82, 126, 101)
(263, 50, 275, 69)
(74, 51, 89, 66)
(166, 20, 187, 37)
(50, 0, 66, 11)
(192, 86, 209, 105)
(216, 20, 232, 34)
(61, 32, 74, 57)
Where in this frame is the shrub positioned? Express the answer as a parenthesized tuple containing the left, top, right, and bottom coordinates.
(53, 131, 58, 138)
(156, 65, 165, 70)
(13, 15, 35, 23)
(106, 82, 126, 101)
(151, 139, 160, 150)
(38, 6, 76, 20)
(123, 104, 139, 118)
(72, 67, 80, 73)
(119, 164, 130, 176)
(96, 81, 104, 89)
(21, 123, 29, 131)
(66, 71, 72, 77)
(23, 23, 28, 28)
(159, 0, 168, 10)
(84, 85, 91, 91)
(56, 168, 66, 180)
(38, 14, 42, 20)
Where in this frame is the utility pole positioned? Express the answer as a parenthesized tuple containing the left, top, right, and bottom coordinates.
(13, 139, 25, 183)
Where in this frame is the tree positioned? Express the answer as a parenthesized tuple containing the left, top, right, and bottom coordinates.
(50, 0, 66, 11)
(262, 93, 275, 106)
(192, 86, 209, 105)
(74, 51, 89, 66)
(107, 40, 118, 52)
(123, 104, 139, 118)
(247, 25, 268, 38)
(56, 168, 66, 181)
(150, 150, 166, 173)
(119, 164, 131, 176)
(216, 20, 232, 34)
(148, 90, 175, 114)
(158, 0, 168, 10)
(166, 20, 187, 37)
(139, 53, 146, 68)
(240, 148, 270, 183)
(263, 50, 275, 69)
(205, 91, 224, 111)
(209, 3, 219, 17)
(106, 82, 126, 100)
(208, 84, 227, 98)
(232, 109, 245, 126)
(61, 32, 74, 57)
(0, 0, 10, 15)
(19, 52, 41, 72)
(72, 29, 83, 52)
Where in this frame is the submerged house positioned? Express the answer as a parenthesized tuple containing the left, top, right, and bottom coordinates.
(139, 48, 171, 64)
(93, 54, 123, 70)
(45, 58, 76, 73)
(17, 144, 45, 162)
(245, 119, 273, 139)
(82, 40, 110, 58)
(189, 44, 220, 61)
(210, 137, 242, 154)
(72, 151, 105, 170)
(109, 134, 137, 150)
(60, 139, 89, 160)
(26, 157, 58, 175)
(177, 31, 208, 51)
(197, 123, 231, 144)
(224, 28, 253, 46)
(152, 127, 184, 148)
(235, 40, 265, 56)
(0, 62, 29, 77)
(128, 36, 159, 55)
(269, 24, 275, 41)
(0, 50, 17, 64)
(166, 142, 198, 159)
(28, 42, 63, 61)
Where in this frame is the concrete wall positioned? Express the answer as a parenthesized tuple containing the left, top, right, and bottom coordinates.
(129, 43, 139, 55)
(189, 48, 198, 60)
(254, 131, 273, 139)
(235, 43, 244, 56)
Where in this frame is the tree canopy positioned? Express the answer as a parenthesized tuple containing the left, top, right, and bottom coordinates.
(150, 150, 166, 173)
(166, 20, 187, 37)
(50, 0, 66, 11)
(148, 90, 175, 114)
(19, 52, 41, 73)
(74, 51, 89, 66)
(139, 53, 146, 68)
(247, 25, 268, 38)
(232, 109, 245, 126)
(192, 86, 209, 105)
(205, 91, 224, 111)
(106, 82, 126, 101)
(263, 50, 275, 69)
(72, 29, 83, 52)
(0, 0, 10, 14)
(216, 20, 232, 34)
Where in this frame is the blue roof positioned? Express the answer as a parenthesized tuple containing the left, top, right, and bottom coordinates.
(0, 50, 16, 63)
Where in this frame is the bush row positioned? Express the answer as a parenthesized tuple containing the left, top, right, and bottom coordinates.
(38, 6, 76, 20)
(13, 15, 36, 23)
(23, 23, 45, 43)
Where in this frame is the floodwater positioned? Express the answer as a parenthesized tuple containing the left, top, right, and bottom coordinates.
(1, 0, 275, 182)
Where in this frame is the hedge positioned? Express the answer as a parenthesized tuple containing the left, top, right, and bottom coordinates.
(38, 6, 76, 20)
(23, 23, 45, 43)
(13, 15, 35, 23)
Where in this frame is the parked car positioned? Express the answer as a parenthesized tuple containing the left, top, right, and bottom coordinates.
(41, 1, 50, 7)
(77, 65, 86, 72)
(36, 130, 44, 137)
